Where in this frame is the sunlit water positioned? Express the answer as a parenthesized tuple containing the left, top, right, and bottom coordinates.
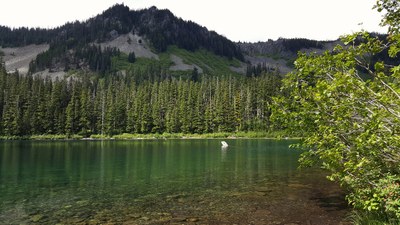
(0, 139, 348, 224)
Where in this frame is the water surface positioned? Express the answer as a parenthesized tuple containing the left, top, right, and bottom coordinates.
(0, 139, 349, 224)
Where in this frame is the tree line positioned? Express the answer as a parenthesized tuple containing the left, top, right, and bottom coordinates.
(279, 38, 327, 53)
(29, 44, 121, 74)
(0, 60, 281, 137)
(246, 62, 279, 77)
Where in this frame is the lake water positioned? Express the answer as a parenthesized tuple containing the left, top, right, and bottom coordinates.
(0, 139, 349, 224)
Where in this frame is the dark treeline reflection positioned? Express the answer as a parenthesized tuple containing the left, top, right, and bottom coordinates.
(0, 140, 299, 202)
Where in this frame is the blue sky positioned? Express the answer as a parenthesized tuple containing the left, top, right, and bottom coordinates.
(0, 0, 387, 42)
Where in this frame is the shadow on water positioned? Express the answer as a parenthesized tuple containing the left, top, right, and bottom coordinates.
(0, 139, 350, 224)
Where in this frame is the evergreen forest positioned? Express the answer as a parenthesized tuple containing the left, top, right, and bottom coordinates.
(0, 58, 281, 137)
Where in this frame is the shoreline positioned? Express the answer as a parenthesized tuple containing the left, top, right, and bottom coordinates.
(0, 132, 301, 141)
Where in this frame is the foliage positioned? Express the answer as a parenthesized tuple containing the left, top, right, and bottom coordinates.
(272, 0, 400, 220)
(29, 134, 82, 140)
(104, 131, 285, 140)
(349, 210, 400, 225)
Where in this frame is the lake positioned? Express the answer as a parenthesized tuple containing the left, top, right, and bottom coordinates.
(0, 139, 349, 224)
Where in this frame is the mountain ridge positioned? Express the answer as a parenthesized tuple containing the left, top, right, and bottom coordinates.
(0, 4, 343, 77)
(0, 4, 248, 77)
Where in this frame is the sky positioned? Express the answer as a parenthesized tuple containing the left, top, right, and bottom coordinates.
(0, 0, 387, 42)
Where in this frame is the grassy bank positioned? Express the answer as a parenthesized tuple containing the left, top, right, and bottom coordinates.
(349, 211, 400, 225)
(0, 131, 294, 140)
(109, 131, 289, 140)
(0, 134, 83, 140)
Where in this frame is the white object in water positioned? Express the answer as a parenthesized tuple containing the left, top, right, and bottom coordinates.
(221, 141, 228, 148)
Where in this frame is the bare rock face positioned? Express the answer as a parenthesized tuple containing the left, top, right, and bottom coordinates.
(0, 44, 49, 75)
(238, 40, 294, 74)
(238, 38, 338, 58)
(99, 32, 159, 59)
(238, 39, 290, 58)
(169, 54, 202, 73)
(237, 38, 340, 74)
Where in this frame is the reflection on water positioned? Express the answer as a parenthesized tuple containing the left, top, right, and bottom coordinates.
(0, 139, 347, 224)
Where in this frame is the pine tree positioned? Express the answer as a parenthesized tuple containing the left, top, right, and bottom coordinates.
(114, 80, 128, 134)
(128, 51, 136, 63)
(139, 84, 152, 133)
(2, 93, 22, 136)
(178, 79, 191, 133)
(204, 79, 216, 133)
(104, 82, 115, 135)
(79, 88, 91, 136)
(20, 75, 34, 135)
(65, 82, 81, 135)
(42, 78, 54, 133)
(234, 89, 244, 132)
(193, 82, 205, 134)
(165, 80, 179, 133)
(31, 79, 48, 134)
(151, 82, 164, 133)
(0, 60, 5, 135)
(126, 82, 137, 133)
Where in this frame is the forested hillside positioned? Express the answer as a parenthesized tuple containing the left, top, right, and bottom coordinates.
(0, 58, 281, 137)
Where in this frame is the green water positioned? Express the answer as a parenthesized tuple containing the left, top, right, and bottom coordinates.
(0, 139, 347, 224)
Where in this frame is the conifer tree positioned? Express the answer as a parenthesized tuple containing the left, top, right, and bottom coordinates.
(79, 88, 91, 136)
(104, 82, 116, 135)
(193, 82, 206, 133)
(114, 80, 128, 134)
(126, 82, 137, 133)
(2, 93, 21, 136)
(128, 51, 136, 63)
(65, 82, 81, 135)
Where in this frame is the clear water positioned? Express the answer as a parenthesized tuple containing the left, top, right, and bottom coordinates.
(0, 139, 348, 224)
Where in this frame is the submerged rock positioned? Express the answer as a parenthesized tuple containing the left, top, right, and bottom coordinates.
(140, 216, 150, 221)
(187, 217, 199, 222)
(31, 214, 44, 222)
(171, 216, 187, 222)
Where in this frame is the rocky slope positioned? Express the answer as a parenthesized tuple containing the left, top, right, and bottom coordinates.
(237, 38, 340, 74)
(0, 44, 49, 74)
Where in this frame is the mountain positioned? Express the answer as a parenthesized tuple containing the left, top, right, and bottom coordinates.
(0, 4, 244, 78)
(238, 33, 398, 77)
(2, 4, 385, 79)
(237, 38, 340, 75)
